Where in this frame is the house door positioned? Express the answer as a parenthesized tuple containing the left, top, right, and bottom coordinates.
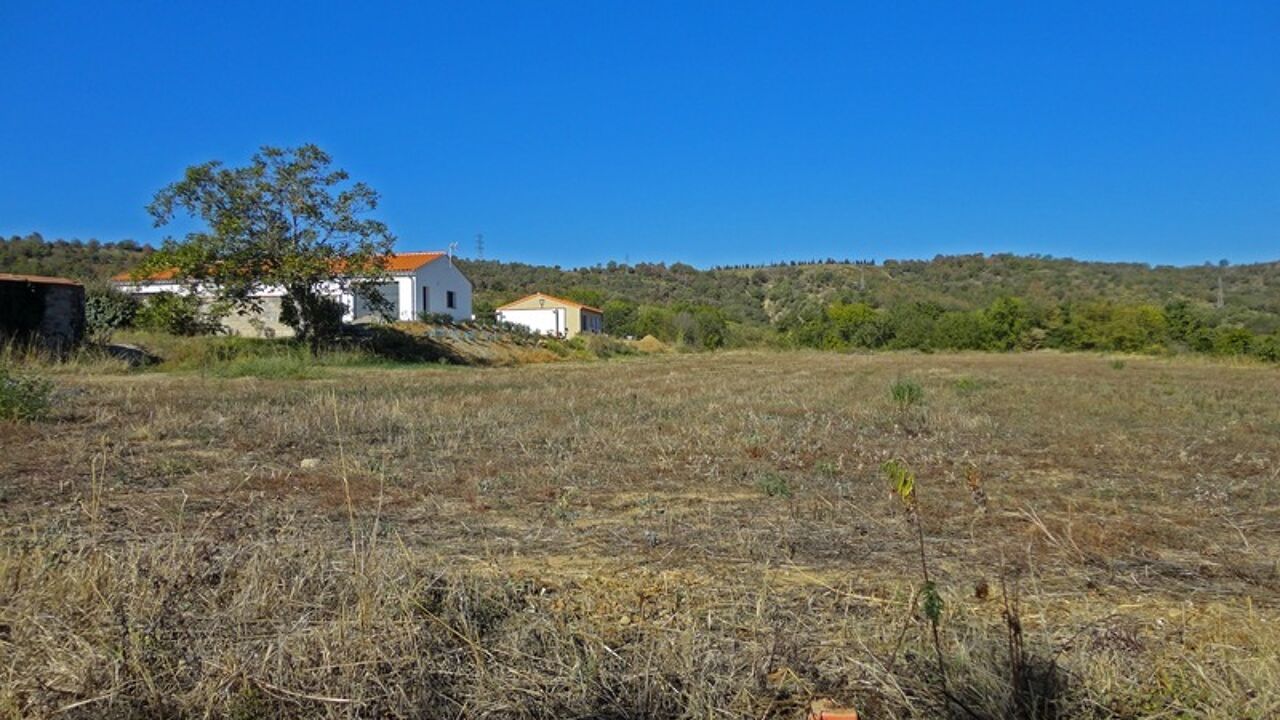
(421, 286, 429, 315)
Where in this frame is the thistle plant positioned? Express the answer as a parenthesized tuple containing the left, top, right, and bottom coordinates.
(883, 459, 984, 719)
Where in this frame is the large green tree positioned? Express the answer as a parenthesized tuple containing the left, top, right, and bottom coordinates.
(142, 144, 395, 352)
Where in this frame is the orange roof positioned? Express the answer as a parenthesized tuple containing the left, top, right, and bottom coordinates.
(112, 251, 447, 282)
(496, 292, 603, 314)
(0, 272, 82, 287)
(384, 252, 446, 272)
(111, 267, 178, 282)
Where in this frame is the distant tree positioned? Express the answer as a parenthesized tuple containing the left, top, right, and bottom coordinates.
(564, 286, 606, 309)
(824, 302, 882, 348)
(142, 144, 395, 353)
(602, 298, 638, 336)
(982, 296, 1030, 350)
(633, 305, 675, 340)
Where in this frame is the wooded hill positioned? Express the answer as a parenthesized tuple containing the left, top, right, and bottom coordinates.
(1, 233, 152, 282)
(459, 254, 1280, 335)
(4, 232, 1277, 357)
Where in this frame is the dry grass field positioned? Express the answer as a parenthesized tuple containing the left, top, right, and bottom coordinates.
(1, 350, 1278, 718)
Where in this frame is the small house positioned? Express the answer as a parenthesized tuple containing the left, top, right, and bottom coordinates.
(495, 292, 604, 338)
(0, 273, 86, 349)
(112, 251, 473, 337)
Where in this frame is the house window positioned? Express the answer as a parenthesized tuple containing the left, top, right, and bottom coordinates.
(446, 291, 456, 309)
(421, 287, 429, 312)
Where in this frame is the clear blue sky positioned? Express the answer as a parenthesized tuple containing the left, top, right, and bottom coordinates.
(1, 1, 1277, 268)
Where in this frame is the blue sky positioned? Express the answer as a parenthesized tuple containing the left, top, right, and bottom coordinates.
(1, 1, 1276, 268)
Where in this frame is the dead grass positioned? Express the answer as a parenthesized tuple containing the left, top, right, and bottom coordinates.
(1, 350, 1277, 718)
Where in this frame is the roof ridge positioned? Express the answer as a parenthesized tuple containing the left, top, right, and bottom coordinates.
(497, 291, 603, 313)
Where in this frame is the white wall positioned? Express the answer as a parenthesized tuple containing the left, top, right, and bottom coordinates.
(396, 276, 415, 321)
(116, 258, 475, 328)
(497, 307, 565, 336)
(414, 259, 473, 321)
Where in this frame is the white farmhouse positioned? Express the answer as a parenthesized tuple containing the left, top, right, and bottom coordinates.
(112, 251, 472, 337)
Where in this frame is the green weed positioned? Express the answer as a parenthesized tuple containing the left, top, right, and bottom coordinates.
(0, 365, 54, 420)
(756, 472, 793, 498)
(890, 378, 924, 409)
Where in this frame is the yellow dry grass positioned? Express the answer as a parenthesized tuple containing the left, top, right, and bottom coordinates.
(0, 350, 1277, 718)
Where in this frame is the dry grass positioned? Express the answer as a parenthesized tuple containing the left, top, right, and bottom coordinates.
(1, 350, 1277, 718)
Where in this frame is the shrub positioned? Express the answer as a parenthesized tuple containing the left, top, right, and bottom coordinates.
(579, 334, 635, 358)
(1212, 327, 1253, 356)
(1253, 333, 1280, 363)
(419, 311, 457, 325)
(890, 378, 924, 409)
(84, 286, 139, 339)
(136, 292, 220, 336)
(756, 472, 793, 498)
(0, 365, 54, 420)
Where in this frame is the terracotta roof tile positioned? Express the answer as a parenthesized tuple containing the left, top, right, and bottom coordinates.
(112, 251, 447, 282)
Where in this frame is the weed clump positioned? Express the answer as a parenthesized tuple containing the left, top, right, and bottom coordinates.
(0, 365, 53, 420)
(890, 378, 924, 409)
(756, 472, 793, 498)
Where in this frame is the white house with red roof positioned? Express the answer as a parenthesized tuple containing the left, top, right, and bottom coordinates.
(112, 251, 472, 337)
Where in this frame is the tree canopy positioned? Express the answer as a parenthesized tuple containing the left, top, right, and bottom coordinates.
(141, 144, 396, 350)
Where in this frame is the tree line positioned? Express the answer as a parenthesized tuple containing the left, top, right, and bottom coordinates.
(1, 233, 152, 280)
(782, 297, 1279, 361)
(3, 141, 1277, 362)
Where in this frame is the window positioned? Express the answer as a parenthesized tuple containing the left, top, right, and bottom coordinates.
(421, 287, 429, 312)
(446, 291, 456, 309)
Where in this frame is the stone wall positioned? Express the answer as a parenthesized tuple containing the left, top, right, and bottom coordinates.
(0, 277, 85, 350)
(40, 284, 86, 348)
(220, 297, 294, 338)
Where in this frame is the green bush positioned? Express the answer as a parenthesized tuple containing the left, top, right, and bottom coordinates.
(756, 472, 793, 498)
(84, 286, 139, 338)
(1253, 333, 1280, 362)
(0, 365, 54, 420)
(419, 311, 456, 325)
(135, 292, 220, 336)
(579, 333, 635, 358)
(1212, 327, 1253, 356)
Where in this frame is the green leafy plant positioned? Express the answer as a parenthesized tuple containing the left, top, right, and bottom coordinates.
(419, 311, 456, 325)
(84, 286, 139, 340)
(135, 292, 221, 336)
(882, 459, 983, 719)
(756, 472, 793, 498)
(0, 365, 54, 421)
(890, 378, 924, 409)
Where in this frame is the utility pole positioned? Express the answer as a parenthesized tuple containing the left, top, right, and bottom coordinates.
(476, 233, 484, 260)
(1216, 258, 1228, 309)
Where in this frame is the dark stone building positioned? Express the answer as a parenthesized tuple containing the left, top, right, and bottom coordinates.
(0, 273, 86, 350)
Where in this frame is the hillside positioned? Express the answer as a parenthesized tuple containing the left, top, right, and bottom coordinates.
(1, 232, 152, 282)
(460, 254, 1280, 334)
(4, 233, 1276, 357)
